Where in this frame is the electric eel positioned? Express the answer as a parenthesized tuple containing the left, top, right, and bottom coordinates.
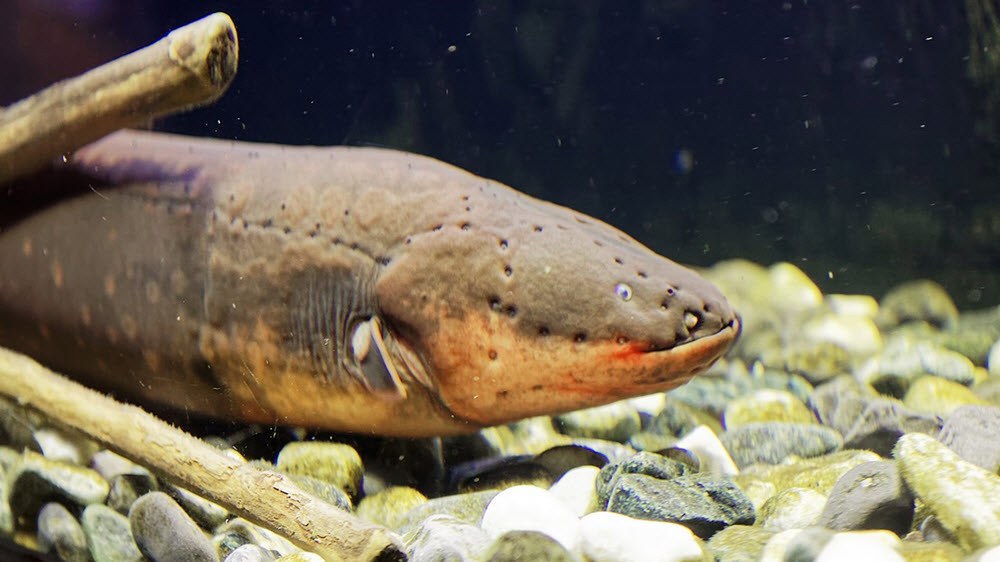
(0, 130, 739, 436)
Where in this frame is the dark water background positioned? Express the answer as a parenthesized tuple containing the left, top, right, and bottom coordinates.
(3, 0, 998, 307)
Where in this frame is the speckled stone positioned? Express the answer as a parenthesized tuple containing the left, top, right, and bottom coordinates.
(722, 389, 816, 428)
(222, 544, 278, 562)
(284, 472, 352, 511)
(809, 375, 871, 434)
(81, 503, 143, 562)
(483, 530, 576, 562)
(7, 450, 109, 523)
(876, 279, 958, 330)
(817, 460, 913, 535)
(0, 464, 12, 535)
(37, 502, 88, 562)
(605, 472, 755, 539)
(898, 539, 964, 561)
(938, 404, 1000, 472)
(734, 450, 881, 510)
(275, 441, 363, 501)
(580, 511, 704, 562)
(393, 490, 498, 535)
(758, 341, 852, 385)
(33, 427, 95, 466)
(596, 451, 691, 508)
(705, 524, 775, 562)
(480, 485, 581, 554)
(903, 375, 988, 416)
(553, 400, 641, 442)
(356, 486, 427, 529)
(755, 487, 826, 531)
(895, 433, 1000, 551)
(129, 491, 216, 562)
(719, 423, 843, 468)
(404, 514, 490, 562)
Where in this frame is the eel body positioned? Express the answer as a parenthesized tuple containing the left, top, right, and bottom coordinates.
(0, 130, 739, 436)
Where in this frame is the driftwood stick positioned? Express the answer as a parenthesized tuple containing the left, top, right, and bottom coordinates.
(0, 346, 404, 561)
(0, 12, 239, 184)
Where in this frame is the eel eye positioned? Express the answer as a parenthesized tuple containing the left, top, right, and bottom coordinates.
(614, 283, 633, 301)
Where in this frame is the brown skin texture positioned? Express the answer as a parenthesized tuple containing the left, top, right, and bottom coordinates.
(0, 130, 739, 436)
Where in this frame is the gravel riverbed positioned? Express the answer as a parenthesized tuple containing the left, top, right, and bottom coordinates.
(2, 259, 999, 561)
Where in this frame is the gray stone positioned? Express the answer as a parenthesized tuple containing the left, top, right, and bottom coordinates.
(553, 401, 641, 442)
(818, 460, 913, 535)
(858, 340, 976, 397)
(163, 483, 230, 530)
(129, 491, 216, 562)
(484, 530, 576, 562)
(7, 450, 109, 522)
(0, 464, 12, 535)
(780, 527, 836, 562)
(37, 502, 88, 562)
(719, 423, 842, 468)
(356, 486, 427, 529)
(756, 487, 826, 531)
(222, 544, 279, 562)
(809, 376, 868, 434)
(107, 473, 158, 515)
(81, 503, 143, 562)
(841, 399, 941, 457)
(404, 514, 490, 562)
(533, 444, 608, 480)
(606, 472, 755, 539)
(213, 518, 298, 560)
(939, 405, 1000, 472)
(284, 473, 352, 511)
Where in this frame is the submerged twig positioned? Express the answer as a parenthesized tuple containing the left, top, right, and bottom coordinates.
(0, 12, 239, 184)
(0, 346, 404, 561)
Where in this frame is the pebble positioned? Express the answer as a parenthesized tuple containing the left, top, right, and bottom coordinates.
(839, 398, 941, 457)
(393, 490, 498, 535)
(673, 425, 738, 475)
(33, 427, 93, 466)
(767, 262, 824, 313)
(7, 450, 109, 522)
(802, 312, 883, 356)
(213, 518, 298, 559)
(483, 530, 576, 562)
(706, 524, 774, 562)
(129, 491, 217, 562)
(755, 486, 826, 531)
(0, 466, 12, 535)
(275, 441, 363, 501)
(480, 485, 581, 554)
(37, 502, 89, 562)
(596, 451, 691, 508)
(604, 472, 755, 539)
(876, 279, 959, 329)
(760, 527, 833, 561)
(826, 293, 879, 318)
(938, 404, 1000, 472)
(580, 511, 703, 562)
(814, 530, 904, 562)
(223, 544, 278, 562)
(858, 340, 977, 396)
(404, 514, 490, 562)
(163, 483, 229, 530)
(719, 422, 843, 468)
(106, 473, 159, 515)
(817, 460, 913, 535)
(903, 375, 988, 416)
(81, 503, 144, 562)
(548, 465, 600, 517)
(356, 486, 427, 529)
(553, 400, 641, 442)
(734, 450, 882, 509)
(895, 432, 1000, 551)
(722, 389, 816, 428)
(275, 554, 323, 562)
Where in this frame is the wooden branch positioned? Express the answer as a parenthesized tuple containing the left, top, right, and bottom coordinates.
(0, 12, 239, 184)
(0, 346, 404, 562)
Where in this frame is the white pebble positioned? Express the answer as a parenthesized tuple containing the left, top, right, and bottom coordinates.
(675, 425, 738, 476)
(815, 530, 903, 562)
(579, 511, 702, 562)
(549, 465, 600, 517)
(480, 485, 581, 554)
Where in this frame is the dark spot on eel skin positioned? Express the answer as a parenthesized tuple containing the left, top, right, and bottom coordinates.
(432, 224, 443, 232)
(488, 349, 498, 360)
(614, 257, 624, 265)
(497, 390, 509, 399)
(499, 239, 508, 250)
(532, 384, 544, 391)
(533, 225, 543, 232)
(637, 271, 648, 278)
(460, 222, 471, 230)
(574, 333, 586, 343)
(538, 326, 550, 336)
(489, 297, 502, 312)
(506, 306, 517, 318)
(504, 265, 513, 277)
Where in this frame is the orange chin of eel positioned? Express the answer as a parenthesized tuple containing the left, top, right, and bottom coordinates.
(422, 311, 741, 427)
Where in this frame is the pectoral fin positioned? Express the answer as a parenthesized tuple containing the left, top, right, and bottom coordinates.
(351, 317, 406, 399)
